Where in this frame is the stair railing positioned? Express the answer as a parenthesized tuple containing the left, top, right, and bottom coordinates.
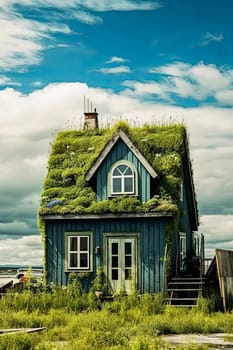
(199, 233, 205, 296)
(163, 243, 168, 297)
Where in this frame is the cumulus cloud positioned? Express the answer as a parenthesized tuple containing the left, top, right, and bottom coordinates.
(199, 215, 233, 258)
(0, 11, 71, 72)
(122, 80, 171, 101)
(0, 0, 160, 80)
(0, 236, 43, 266)
(124, 62, 233, 106)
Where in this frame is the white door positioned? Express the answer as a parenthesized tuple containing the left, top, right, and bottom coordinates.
(107, 237, 137, 294)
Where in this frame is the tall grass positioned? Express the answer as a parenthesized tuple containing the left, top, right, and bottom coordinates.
(0, 286, 232, 349)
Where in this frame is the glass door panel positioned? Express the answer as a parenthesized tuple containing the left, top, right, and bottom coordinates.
(108, 237, 137, 294)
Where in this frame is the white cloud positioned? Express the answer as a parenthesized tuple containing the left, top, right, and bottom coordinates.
(107, 56, 128, 64)
(0, 236, 43, 266)
(122, 80, 170, 100)
(199, 32, 224, 46)
(74, 10, 103, 25)
(0, 11, 71, 71)
(99, 65, 131, 74)
(149, 61, 190, 76)
(31, 81, 43, 87)
(64, 0, 161, 12)
(215, 90, 233, 105)
(199, 215, 233, 258)
(189, 63, 229, 91)
(0, 82, 232, 265)
(0, 75, 21, 86)
(127, 62, 233, 106)
(0, 1, 160, 72)
(0, 0, 161, 12)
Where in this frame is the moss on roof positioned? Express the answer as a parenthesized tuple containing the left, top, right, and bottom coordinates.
(39, 121, 188, 216)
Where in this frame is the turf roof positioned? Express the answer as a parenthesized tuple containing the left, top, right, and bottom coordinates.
(39, 121, 189, 216)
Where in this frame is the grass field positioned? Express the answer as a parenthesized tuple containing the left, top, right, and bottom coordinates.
(0, 281, 231, 350)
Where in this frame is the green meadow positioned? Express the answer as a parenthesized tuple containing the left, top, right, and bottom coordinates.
(0, 281, 232, 350)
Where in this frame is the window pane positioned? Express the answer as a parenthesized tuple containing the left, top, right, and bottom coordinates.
(124, 178, 133, 192)
(113, 178, 121, 193)
(80, 236, 88, 251)
(113, 167, 121, 176)
(112, 269, 118, 280)
(69, 253, 77, 268)
(112, 256, 118, 268)
(125, 256, 132, 268)
(118, 164, 127, 173)
(125, 269, 132, 280)
(80, 253, 88, 268)
(70, 237, 77, 251)
(112, 243, 118, 255)
(125, 167, 133, 175)
(125, 242, 131, 255)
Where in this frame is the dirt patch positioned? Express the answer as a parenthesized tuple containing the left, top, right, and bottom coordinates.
(164, 333, 233, 347)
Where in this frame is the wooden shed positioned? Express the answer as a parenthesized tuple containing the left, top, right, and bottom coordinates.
(38, 113, 200, 295)
(206, 249, 233, 311)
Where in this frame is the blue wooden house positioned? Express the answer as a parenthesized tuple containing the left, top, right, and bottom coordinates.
(39, 111, 200, 295)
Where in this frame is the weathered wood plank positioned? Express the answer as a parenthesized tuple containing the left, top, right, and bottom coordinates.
(0, 280, 13, 292)
(216, 248, 233, 311)
(0, 328, 46, 336)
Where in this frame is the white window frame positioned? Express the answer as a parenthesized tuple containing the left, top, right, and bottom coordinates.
(66, 232, 93, 271)
(179, 232, 187, 271)
(109, 161, 137, 196)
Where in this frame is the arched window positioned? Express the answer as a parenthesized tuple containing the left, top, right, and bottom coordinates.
(110, 162, 135, 195)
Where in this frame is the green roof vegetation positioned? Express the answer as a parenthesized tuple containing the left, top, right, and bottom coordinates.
(39, 121, 188, 216)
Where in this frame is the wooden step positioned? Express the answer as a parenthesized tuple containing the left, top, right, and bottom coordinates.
(168, 281, 204, 285)
(167, 288, 202, 292)
(166, 297, 198, 301)
(171, 277, 207, 280)
(170, 304, 197, 308)
(166, 276, 207, 307)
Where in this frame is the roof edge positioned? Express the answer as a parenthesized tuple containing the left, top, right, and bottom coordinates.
(85, 129, 158, 182)
(40, 212, 174, 220)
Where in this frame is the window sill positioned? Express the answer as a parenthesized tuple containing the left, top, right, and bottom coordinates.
(65, 269, 93, 273)
(108, 194, 139, 198)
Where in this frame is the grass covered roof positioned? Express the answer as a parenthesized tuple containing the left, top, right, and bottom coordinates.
(39, 121, 190, 216)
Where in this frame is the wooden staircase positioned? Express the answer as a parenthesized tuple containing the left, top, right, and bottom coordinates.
(166, 277, 206, 307)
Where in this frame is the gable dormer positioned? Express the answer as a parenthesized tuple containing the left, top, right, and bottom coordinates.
(85, 130, 158, 202)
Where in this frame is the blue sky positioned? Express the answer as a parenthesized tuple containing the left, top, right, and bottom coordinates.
(0, 0, 232, 266)
(2, 0, 233, 103)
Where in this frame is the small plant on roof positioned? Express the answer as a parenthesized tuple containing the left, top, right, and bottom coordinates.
(112, 120, 130, 134)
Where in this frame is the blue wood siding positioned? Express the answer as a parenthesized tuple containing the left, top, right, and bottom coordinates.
(45, 217, 168, 293)
(96, 139, 151, 202)
(171, 171, 193, 275)
(180, 170, 193, 255)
